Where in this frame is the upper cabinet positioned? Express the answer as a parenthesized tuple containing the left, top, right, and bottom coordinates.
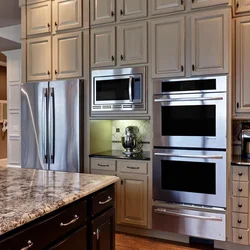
(151, 0, 185, 16)
(53, 0, 82, 32)
(235, 17, 250, 113)
(191, 9, 229, 76)
(151, 16, 185, 78)
(118, 0, 147, 21)
(235, 0, 250, 14)
(26, 0, 48, 4)
(91, 0, 115, 25)
(27, 1, 51, 36)
(191, 0, 229, 9)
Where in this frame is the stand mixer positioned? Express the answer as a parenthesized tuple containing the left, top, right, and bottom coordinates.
(121, 126, 141, 156)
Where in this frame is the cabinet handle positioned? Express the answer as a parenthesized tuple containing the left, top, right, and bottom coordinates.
(55, 21, 58, 26)
(181, 0, 184, 5)
(120, 9, 124, 15)
(93, 228, 100, 240)
(236, 1, 239, 8)
(238, 235, 243, 240)
(111, 55, 115, 61)
(60, 215, 79, 227)
(99, 196, 112, 205)
(121, 179, 124, 185)
(47, 23, 50, 28)
(47, 70, 50, 75)
(111, 11, 114, 16)
(120, 55, 124, 60)
(238, 188, 243, 192)
(127, 166, 139, 170)
(192, 0, 194, 2)
(238, 172, 243, 176)
(55, 70, 58, 75)
(237, 102, 239, 109)
(97, 164, 109, 167)
(238, 203, 242, 208)
(181, 65, 184, 72)
(20, 240, 33, 250)
(192, 64, 195, 71)
(238, 219, 242, 224)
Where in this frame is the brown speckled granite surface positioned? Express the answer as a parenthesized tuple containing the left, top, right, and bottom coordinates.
(0, 167, 119, 236)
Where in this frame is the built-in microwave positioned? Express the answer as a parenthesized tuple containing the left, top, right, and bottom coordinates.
(91, 67, 147, 114)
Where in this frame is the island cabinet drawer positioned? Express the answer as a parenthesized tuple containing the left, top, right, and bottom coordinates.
(118, 161, 148, 174)
(91, 185, 115, 217)
(232, 228, 249, 245)
(232, 181, 249, 197)
(91, 158, 117, 171)
(232, 166, 249, 182)
(0, 200, 87, 250)
(232, 197, 249, 213)
(232, 212, 248, 229)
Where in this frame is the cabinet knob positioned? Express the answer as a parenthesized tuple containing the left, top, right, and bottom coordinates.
(21, 240, 33, 250)
(238, 203, 242, 208)
(181, 65, 184, 72)
(238, 188, 243, 192)
(238, 219, 242, 224)
(47, 23, 50, 28)
(47, 70, 50, 75)
(55, 70, 58, 75)
(55, 22, 58, 26)
(238, 235, 243, 240)
(120, 9, 124, 15)
(121, 179, 124, 185)
(237, 102, 239, 109)
(236, 1, 239, 8)
(111, 55, 115, 61)
(192, 64, 195, 71)
(192, 0, 194, 3)
(181, 0, 184, 5)
(238, 172, 242, 176)
(111, 11, 114, 17)
(120, 55, 124, 61)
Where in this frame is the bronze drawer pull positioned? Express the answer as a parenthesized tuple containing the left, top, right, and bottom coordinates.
(21, 240, 33, 250)
(99, 196, 112, 205)
(97, 164, 109, 167)
(238, 172, 243, 176)
(238, 219, 242, 223)
(60, 215, 79, 227)
(127, 166, 139, 170)
(238, 188, 243, 192)
(238, 203, 243, 208)
(238, 235, 243, 240)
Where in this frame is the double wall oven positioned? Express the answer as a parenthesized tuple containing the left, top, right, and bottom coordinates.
(152, 76, 228, 241)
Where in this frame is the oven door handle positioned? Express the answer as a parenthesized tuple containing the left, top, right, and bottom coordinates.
(154, 208, 223, 221)
(154, 153, 223, 159)
(129, 76, 133, 102)
(154, 97, 223, 102)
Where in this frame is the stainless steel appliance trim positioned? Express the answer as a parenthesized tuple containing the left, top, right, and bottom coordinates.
(50, 87, 55, 164)
(153, 208, 223, 221)
(154, 97, 223, 102)
(43, 88, 48, 164)
(154, 153, 223, 159)
(129, 76, 133, 102)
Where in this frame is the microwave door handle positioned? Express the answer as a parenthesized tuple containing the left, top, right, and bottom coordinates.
(154, 97, 223, 102)
(154, 153, 223, 159)
(129, 76, 133, 102)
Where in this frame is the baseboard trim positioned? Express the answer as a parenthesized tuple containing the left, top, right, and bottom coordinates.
(7, 164, 21, 168)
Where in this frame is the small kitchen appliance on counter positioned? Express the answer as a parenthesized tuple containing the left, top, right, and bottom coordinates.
(121, 126, 141, 156)
(242, 129, 250, 158)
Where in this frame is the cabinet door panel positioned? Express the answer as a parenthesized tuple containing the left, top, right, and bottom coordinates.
(191, 9, 229, 76)
(53, 0, 82, 32)
(235, 0, 250, 13)
(91, 27, 116, 68)
(151, 0, 184, 15)
(151, 16, 185, 78)
(53, 32, 82, 79)
(236, 17, 250, 113)
(119, 0, 147, 21)
(191, 0, 228, 9)
(27, 2, 51, 36)
(27, 36, 51, 82)
(91, 0, 115, 25)
(120, 174, 148, 227)
(118, 22, 147, 65)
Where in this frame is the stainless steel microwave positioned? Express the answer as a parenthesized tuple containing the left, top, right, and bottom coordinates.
(91, 67, 147, 114)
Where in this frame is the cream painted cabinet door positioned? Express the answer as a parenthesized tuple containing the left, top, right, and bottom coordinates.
(27, 36, 51, 82)
(151, 16, 185, 78)
(119, 174, 148, 227)
(118, 22, 147, 65)
(191, 0, 228, 9)
(26, 0, 48, 4)
(191, 9, 229, 76)
(151, 0, 184, 16)
(118, 0, 147, 21)
(53, 0, 82, 32)
(235, 17, 250, 113)
(235, 0, 250, 14)
(53, 31, 82, 79)
(91, 0, 115, 25)
(27, 2, 51, 36)
(91, 27, 116, 68)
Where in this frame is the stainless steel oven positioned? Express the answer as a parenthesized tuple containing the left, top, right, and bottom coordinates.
(153, 76, 227, 149)
(153, 148, 227, 208)
(91, 67, 146, 114)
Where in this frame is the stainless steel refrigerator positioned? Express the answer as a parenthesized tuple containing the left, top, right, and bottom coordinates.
(21, 79, 84, 173)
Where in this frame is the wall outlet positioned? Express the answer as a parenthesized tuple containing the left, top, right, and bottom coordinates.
(116, 128, 120, 133)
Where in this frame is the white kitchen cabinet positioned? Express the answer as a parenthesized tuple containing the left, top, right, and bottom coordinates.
(27, 36, 51, 82)
(151, 0, 185, 16)
(91, 26, 116, 68)
(53, 31, 82, 80)
(27, 1, 51, 36)
(151, 16, 185, 78)
(118, 22, 147, 65)
(53, 0, 82, 32)
(235, 0, 250, 14)
(90, 0, 115, 25)
(118, 0, 147, 21)
(119, 174, 148, 227)
(235, 17, 250, 113)
(191, 0, 229, 9)
(191, 9, 229, 76)
(26, 0, 48, 4)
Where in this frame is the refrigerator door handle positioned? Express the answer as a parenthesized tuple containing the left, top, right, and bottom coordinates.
(43, 88, 48, 164)
(50, 88, 55, 164)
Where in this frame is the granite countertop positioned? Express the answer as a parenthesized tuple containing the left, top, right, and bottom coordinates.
(232, 155, 250, 166)
(89, 150, 150, 161)
(0, 167, 119, 236)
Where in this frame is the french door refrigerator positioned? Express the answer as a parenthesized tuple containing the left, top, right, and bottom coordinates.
(21, 79, 84, 173)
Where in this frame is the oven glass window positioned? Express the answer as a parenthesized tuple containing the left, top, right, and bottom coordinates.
(96, 79, 130, 101)
(161, 160, 216, 194)
(162, 105, 216, 136)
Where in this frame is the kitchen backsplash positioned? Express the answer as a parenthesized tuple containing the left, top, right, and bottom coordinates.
(112, 120, 151, 151)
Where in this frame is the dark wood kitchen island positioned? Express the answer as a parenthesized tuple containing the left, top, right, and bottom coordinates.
(0, 167, 119, 250)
